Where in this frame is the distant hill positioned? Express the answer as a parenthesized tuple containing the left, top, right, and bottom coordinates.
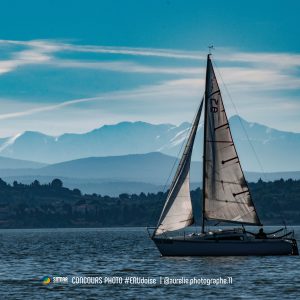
(2, 175, 162, 196)
(38, 152, 202, 184)
(0, 116, 299, 172)
(0, 152, 300, 196)
(0, 152, 201, 186)
(0, 156, 46, 169)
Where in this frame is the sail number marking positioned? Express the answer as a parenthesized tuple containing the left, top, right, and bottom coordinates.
(210, 98, 219, 113)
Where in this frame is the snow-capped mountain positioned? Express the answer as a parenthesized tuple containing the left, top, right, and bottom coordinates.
(0, 121, 192, 163)
(0, 116, 299, 172)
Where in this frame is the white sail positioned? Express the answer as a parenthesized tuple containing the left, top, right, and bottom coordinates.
(155, 99, 203, 235)
(203, 56, 261, 225)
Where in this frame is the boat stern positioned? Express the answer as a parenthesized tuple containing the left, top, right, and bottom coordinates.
(292, 239, 299, 255)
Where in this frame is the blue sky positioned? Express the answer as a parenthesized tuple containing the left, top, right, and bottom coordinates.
(0, 0, 299, 137)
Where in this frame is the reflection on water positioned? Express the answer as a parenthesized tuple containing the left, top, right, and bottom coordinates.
(0, 227, 299, 299)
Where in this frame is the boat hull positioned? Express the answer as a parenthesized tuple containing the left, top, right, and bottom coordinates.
(153, 238, 294, 256)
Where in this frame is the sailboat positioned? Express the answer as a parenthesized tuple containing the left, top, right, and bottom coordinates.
(150, 53, 299, 256)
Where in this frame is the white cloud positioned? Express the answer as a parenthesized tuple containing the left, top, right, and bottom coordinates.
(0, 39, 300, 90)
(0, 40, 54, 74)
(214, 67, 300, 91)
(0, 39, 204, 75)
(59, 44, 203, 60)
(0, 96, 104, 121)
(222, 50, 300, 69)
(0, 74, 298, 135)
(52, 59, 202, 75)
(2, 39, 300, 69)
(0, 39, 299, 135)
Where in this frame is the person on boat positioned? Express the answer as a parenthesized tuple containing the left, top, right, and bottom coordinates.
(255, 228, 267, 239)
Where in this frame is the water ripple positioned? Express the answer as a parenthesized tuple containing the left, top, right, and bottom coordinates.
(0, 227, 299, 299)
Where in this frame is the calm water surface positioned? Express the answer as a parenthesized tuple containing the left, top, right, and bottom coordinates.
(0, 227, 299, 299)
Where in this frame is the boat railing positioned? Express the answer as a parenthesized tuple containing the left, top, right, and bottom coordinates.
(269, 230, 295, 240)
(245, 228, 296, 240)
(150, 229, 199, 240)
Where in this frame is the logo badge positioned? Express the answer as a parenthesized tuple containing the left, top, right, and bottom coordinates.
(42, 276, 52, 285)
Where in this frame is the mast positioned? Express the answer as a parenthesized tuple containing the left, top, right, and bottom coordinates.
(201, 54, 210, 233)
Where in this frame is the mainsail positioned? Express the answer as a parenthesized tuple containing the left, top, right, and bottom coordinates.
(203, 55, 261, 225)
(154, 99, 203, 235)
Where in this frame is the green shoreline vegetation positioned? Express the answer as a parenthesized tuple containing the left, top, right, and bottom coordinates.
(0, 178, 299, 228)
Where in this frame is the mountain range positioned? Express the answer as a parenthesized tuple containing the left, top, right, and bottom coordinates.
(0, 115, 299, 195)
(0, 152, 300, 196)
(0, 121, 191, 164)
(0, 115, 299, 172)
(0, 152, 200, 195)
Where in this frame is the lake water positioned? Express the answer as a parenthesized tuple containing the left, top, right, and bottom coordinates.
(0, 227, 299, 299)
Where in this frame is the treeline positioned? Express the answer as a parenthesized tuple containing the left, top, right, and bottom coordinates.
(0, 178, 299, 228)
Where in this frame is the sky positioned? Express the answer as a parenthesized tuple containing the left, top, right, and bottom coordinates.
(0, 0, 299, 137)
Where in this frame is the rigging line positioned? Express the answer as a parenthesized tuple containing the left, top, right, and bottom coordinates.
(212, 60, 267, 179)
(212, 58, 287, 228)
(146, 94, 204, 229)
